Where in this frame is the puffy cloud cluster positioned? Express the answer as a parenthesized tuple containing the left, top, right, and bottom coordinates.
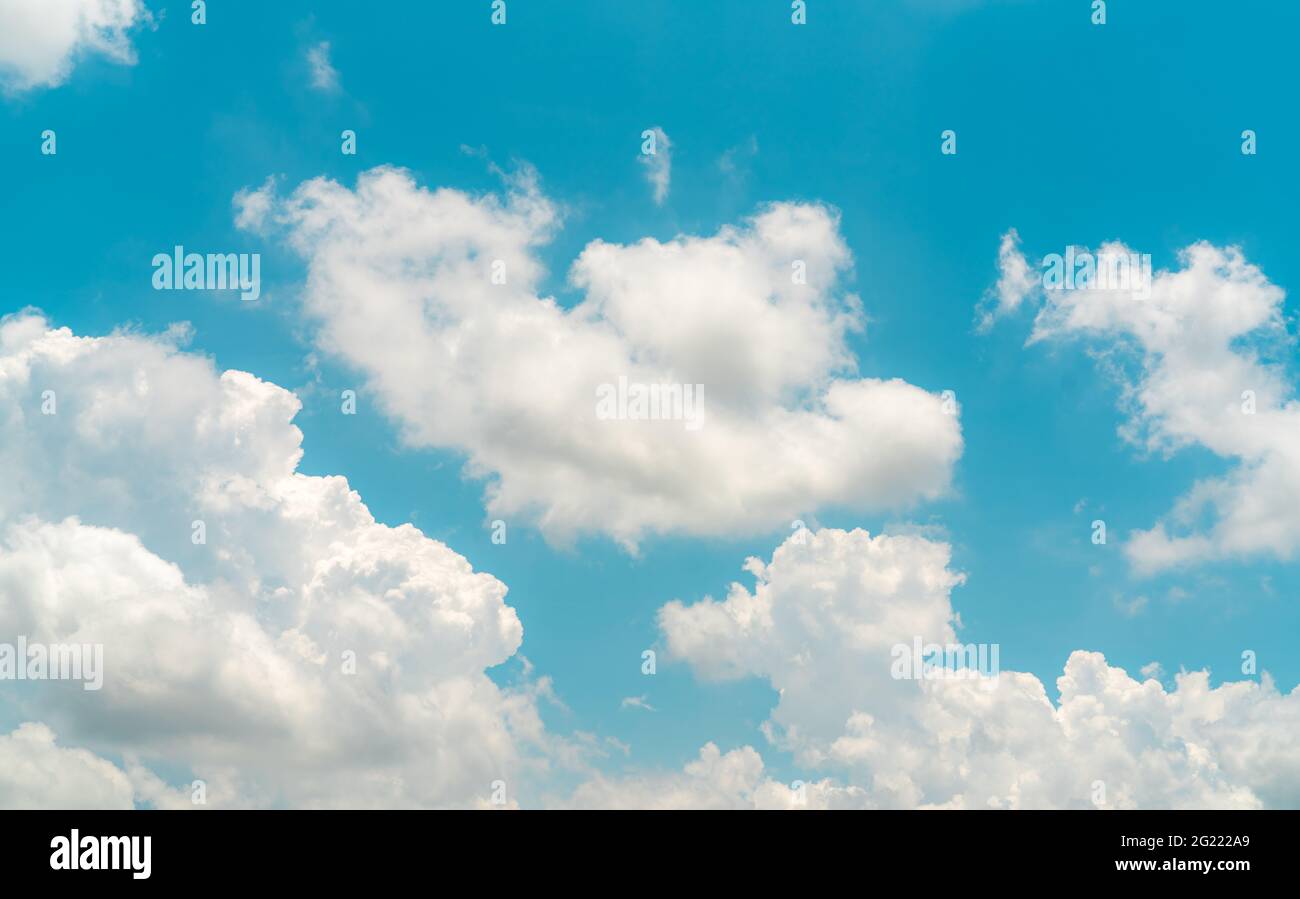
(0, 313, 548, 807)
(564, 742, 871, 810)
(986, 234, 1299, 573)
(237, 166, 962, 547)
(653, 528, 1300, 809)
(0, 723, 135, 809)
(0, 0, 149, 92)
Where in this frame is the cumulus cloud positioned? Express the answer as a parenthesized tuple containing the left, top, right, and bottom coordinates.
(307, 41, 339, 92)
(657, 527, 1300, 808)
(236, 166, 962, 547)
(0, 0, 150, 93)
(563, 742, 871, 809)
(0, 312, 555, 808)
(985, 233, 1300, 573)
(0, 723, 135, 809)
(638, 126, 671, 204)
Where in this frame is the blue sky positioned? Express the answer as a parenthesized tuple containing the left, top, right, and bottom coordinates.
(1, 1, 1298, 808)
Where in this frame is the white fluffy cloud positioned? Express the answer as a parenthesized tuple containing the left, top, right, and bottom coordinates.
(0, 0, 149, 92)
(656, 528, 1300, 808)
(0, 723, 135, 809)
(0, 313, 553, 808)
(237, 166, 962, 547)
(986, 235, 1300, 572)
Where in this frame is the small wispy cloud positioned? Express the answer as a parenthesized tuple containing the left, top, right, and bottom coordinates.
(975, 228, 1039, 333)
(621, 695, 656, 712)
(638, 126, 671, 205)
(717, 135, 758, 178)
(1114, 594, 1149, 618)
(307, 40, 339, 92)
